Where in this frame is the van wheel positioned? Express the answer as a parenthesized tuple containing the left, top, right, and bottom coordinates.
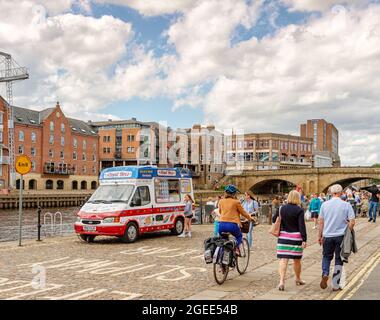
(87, 235, 96, 243)
(78, 234, 88, 242)
(123, 222, 139, 243)
(171, 218, 184, 235)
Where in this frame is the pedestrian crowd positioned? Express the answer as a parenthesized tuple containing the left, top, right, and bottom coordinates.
(191, 182, 380, 291)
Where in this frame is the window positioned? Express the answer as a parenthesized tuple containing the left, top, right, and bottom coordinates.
(31, 161, 36, 171)
(0, 131, 2, 143)
(57, 180, 64, 190)
(49, 149, 54, 158)
(50, 121, 54, 131)
(46, 180, 53, 190)
(93, 143, 96, 151)
(82, 153, 86, 161)
(31, 131, 36, 143)
(18, 145, 24, 154)
(73, 151, 77, 160)
(92, 166, 97, 174)
(0, 112, 3, 125)
(61, 136, 65, 146)
(83, 140, 87, 150)
(73, 138, 77, 148)
(61, 123, 65, 133)
(127, 147, 135, 153)
(92, 154, 96, 161)
(19, 131, 24, 142)
(83, 165, 87, 174)
(103, 136, 111, 143)
(131, 186, 151, 207)
(31, 147, 36, 156)
(154, 179, 180, 203)
(127, 135, 135, 142)
(49, 134, 54, 145)
(60, 150, 64, 160)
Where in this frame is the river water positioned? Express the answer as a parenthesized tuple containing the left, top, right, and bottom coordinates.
(0, 206, 80, 242)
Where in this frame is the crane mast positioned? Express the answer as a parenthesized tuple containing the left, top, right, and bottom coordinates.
(0, 52, 29, 189)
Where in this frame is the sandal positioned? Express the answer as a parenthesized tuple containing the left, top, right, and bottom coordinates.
(296, 280, 306, 286)
(278, 284, 285, 291)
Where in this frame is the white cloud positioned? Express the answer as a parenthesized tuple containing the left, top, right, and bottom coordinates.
(281, 0, 371, 12)
(94, 0, 199, 16)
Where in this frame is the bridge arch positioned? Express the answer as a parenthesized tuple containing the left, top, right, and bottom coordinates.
(249, 179, 297, 195)
(321, 176, 377, 194)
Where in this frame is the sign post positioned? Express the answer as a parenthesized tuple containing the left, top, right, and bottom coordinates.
(15, 155, 32, 247)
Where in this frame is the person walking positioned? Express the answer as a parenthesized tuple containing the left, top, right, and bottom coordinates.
(318, 184, 356, 291)
(178, 194, 194, 238)
(309, 193, 322, 229)
(367, 185, 379, 223)
(242, 192, 255, 250)
(212, 196, 223, 237)
(272, 190, 307, 291)
(218, 185, 255, 254)
(361, 194, 369, 218)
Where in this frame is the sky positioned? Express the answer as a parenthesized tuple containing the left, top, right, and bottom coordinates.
(0, 0, 380, 166)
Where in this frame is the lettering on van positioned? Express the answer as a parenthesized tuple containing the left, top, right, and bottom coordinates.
(104, 171, 132, 178)
(157, 170, 177, 177)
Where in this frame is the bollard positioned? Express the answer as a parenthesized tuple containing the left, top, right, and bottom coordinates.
(37, 205, 42, 241)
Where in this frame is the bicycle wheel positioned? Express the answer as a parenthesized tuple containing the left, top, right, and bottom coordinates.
(213, 262, 229, 285)
(236, 238, 250, 274)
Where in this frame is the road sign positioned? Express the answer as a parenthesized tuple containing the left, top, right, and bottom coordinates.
(15, 155, 32, 175)
(15, 155, 31, 246)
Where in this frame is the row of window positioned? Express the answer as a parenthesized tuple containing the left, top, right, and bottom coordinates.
(103, 147, 135, 154)
(44, 162, 97, 174)
(16, 179, 97, 190)
(17, 130, 96, 151)
(103, 135, 136, 143)
(17, 146, 97, 162)
(227, 140, 313, 152)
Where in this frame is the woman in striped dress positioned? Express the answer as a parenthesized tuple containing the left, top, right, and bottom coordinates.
(272, 190, 307, 291)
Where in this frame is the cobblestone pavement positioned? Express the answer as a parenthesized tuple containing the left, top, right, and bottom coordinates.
(0, 218, 378, 300)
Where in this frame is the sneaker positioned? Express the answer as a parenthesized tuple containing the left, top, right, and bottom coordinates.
(320, 275, 329, 289)
(368, 218, 373, 222)
(187, 232, 192, 238)
(178, 233, 186, 238)
(332, 287, 342, 292)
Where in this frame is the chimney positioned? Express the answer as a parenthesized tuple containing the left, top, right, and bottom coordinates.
(56, 101, 60, 108)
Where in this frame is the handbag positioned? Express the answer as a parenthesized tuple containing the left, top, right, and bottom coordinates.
(269, 206, 282, 237)
(240, 220, 250, 233)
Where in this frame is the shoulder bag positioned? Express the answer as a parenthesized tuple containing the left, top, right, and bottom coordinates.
(269, 206, 282, 237)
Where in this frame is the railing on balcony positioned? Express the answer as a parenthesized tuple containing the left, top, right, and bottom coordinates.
(43, 163, 75, 175)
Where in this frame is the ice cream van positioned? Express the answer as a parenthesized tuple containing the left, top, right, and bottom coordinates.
(74, 166, 194, 243)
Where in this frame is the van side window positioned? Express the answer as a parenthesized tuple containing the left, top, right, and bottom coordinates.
(131, 186, 151, 206)
(154, 179, 181, 203)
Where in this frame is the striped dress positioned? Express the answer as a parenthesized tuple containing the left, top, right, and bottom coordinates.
(273, 204, 307, 260)
(277, 231, 303, 259)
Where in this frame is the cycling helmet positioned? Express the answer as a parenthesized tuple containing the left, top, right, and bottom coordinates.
(224, 184, 240, 194)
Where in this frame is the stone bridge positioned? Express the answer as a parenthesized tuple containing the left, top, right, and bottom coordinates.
(222, 167, 380, 195)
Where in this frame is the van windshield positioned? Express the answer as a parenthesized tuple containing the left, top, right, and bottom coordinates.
(87, 185, 134, 203)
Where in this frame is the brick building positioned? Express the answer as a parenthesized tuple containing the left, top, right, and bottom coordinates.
(166, 124, 225, 189)
(300, 119, 340, 167)
(0, 97, 99, 191)
(89, 119, 158, 171)
(226, 132, 314, 171)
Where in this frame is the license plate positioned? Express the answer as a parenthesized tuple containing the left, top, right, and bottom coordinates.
(83, 225, 96, 232)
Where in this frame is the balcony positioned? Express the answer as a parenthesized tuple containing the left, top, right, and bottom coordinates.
(0, 156, 10, 165)
(43, 162, 75, 175)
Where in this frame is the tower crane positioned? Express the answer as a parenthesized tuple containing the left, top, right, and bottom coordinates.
(0, 52, 29, 189)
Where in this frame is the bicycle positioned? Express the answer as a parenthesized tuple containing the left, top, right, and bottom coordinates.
(212, 232, 250, 285)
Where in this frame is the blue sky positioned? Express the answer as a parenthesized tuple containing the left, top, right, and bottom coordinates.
(80, 0, 310, 129)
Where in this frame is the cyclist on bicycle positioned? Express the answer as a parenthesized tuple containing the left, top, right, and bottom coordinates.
(218, 185, 255, 254)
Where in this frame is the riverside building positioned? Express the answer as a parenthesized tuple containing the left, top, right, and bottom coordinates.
(0, 97, 99, 192)
(226, 132, 314, 171)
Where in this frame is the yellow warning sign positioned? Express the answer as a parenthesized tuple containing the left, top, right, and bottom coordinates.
(15, 155, 32, 175)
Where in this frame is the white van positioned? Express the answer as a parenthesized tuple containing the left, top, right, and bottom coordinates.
(74, 166, 194, 243)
